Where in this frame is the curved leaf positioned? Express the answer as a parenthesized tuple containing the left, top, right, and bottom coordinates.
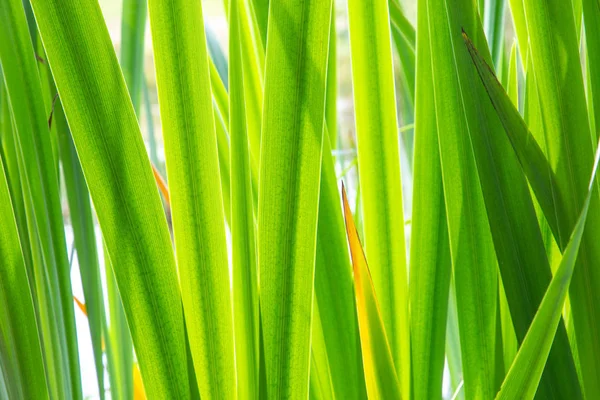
(497, 144, 600, 399)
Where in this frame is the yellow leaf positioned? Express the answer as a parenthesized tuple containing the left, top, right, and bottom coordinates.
(341, 184, 402, 399)
(134, 363, 146, 400)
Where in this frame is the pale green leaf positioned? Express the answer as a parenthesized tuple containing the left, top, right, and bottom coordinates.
(258, 0, 332, 396)
(346, 0, 409, 395)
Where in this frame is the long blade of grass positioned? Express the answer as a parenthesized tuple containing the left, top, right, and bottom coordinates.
(583, 0, 600, 143)
(230, 0, 259, 396)
(120, 0, 146, 113)
(147, 0, 234, 396)
(112, 8, 145, 397)
(426, 0, 497, 396)
(482, 0, 506, 67)
(0, 157, 48, 400)
(249, 0, 269, 50)
(409, 0, 452, 397)
(446, 280, 464, 400)
(458, 28, 581, 398)
(506, 1, 528, 68)
(464, 39, 568, 243)
(314, 130, 367, 399)
(389, 0, 416, 47)
(498, 44, 519, 373)
(238, 0, 263, 201)
(346, 0, 409, 395)
(142, 78, 160, 168)
(0, 76, 34, 294)
(28, 0, 189, 396)
(389, 0, 416, 108)
(214, 108, 232, 225)
(0, 1, 80, 397)
(523, 51, 561, 266)
(258, 0, 332, 396)
(105, 250, 133, 400)
(207, 27, 229, 89)
(342, 185, 402, 399)
(389, 1, 416, 170)
(497, 145, 600, 399)
(223, 0, 264, 185)
(507, 42, 518, 106)
(325, 8, 337, 145)
(308, 297, 336, 400)
(55, 99, 106, 400)
(519, 0, 600, 394)
(205, 45, 233, 224)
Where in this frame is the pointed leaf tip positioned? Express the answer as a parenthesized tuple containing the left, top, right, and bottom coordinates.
(341, 182, 402, 399)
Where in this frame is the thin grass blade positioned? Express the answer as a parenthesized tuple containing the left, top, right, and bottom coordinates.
(120, 0, 146, 113)
(147, 0, 234, 396)
(28, 0, 189, 395)
(0, 1, 80, 397)
(497, 145, 600, 400)
(346, 0, 409, 395)
(258, 0, 332, 396)
(0, 158, 48, 400)
(518, 0, 600, 393)
(426, 0, 497, 396)
(230, 0, 259, 396)
(314, 130, 367, 399)
(409, 0, 452, 397)
(460, 29, 581, 398)
(342, 185, 402, 400)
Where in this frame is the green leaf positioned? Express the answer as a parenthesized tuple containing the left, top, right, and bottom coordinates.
(482, 0, 506, 67)
(389, 0, 416, 110)
(583, 0, 600, 144)
(309, 297, 336, 400)
(147, 0, 235, 396)
(28, 0, 189, 396)
(389, 0, 416, 47)
(461, 29, 582, 398)
(389, 1, 416, 169)
(142, 77, 160, 167)
(498, 277, 517, 374)
(248, 0, 269, 51)
(207, 27, 229, 90)
(346, 0, 409, 395)
(105, 251, 133, 400)
(446, 281, 464, 400)
(230, 0, 259, 397)
(506, 0, 528, 69)
(120, 0, 147, 113)
(0, 157, 49, 400)
(409, 0, 452, 397)
(325, 9, 337, 145)
(0, 1, 80, 397)
(497, 145, 600, 400)
(507, 42, 518, 107)
(518, 0, 600, 393)
(258, 0, 332, 396)
(56, 99, 106, 400)
(426, 0, 497, 396)
(0, 75, 34, 296)
(342, 185, 402, 400)
(463, 38, 568, 244)
(314, 130, 367, 399)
